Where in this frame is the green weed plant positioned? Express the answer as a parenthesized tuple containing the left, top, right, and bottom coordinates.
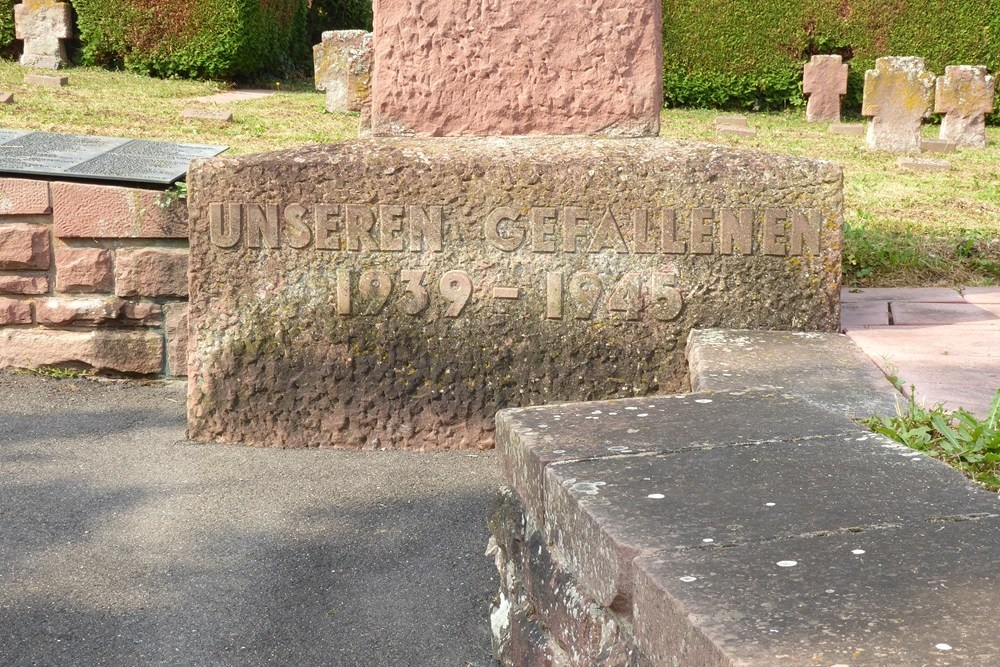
(865, 389, 1000, 491)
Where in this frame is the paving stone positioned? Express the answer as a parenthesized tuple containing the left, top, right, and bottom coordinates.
(181, 109, 233, 123)
(633, 517, 1000, 666)
(891, 301, 996, 326)
(0, 224, 50, 270)
(962, 287, 1000, 304)
(803, 55, 848, 122)
(841, 286, 964, 303)
(862, 57, 936, 152)
(543, 435, 999, 608)
(55, 247, 113, 292)
(840, 301, 890, 330)
(51, 182, 187, 239)
(35, 297, 123, 326)
(717, 125, 756, 137)
(898, 156, 951, 172)
(0, 274, 48, 295)
(497, 391, 863, 523)
(829, 123, 865, 136)
(920, 139, 957, 153)
(114, 248, 188, 298)
(0, 328, 163, 374)
(0, 178, 50, 215)
(935, 65, 995, 148)
(0, 297, 31, 325)
(686, 329, 901, 419)
(24, 74, 67, 87)
(714, 114, 748, 127)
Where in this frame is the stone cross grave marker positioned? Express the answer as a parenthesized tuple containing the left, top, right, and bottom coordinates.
(14, 0, 72, 70)
(803, 55, 848, 122)
(862, 57, 936, 152)
(935, 65, 996, 148)
(313, 30, 373, 115)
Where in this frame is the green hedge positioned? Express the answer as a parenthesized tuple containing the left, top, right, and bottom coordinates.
(0, 0, 14, 58)
(70, 0, 309, 80)
(308, 0, 372, 45)
(662, 0, 998, 112)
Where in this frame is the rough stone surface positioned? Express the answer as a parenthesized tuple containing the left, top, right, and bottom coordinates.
(51, 182, 187, 239)
(371, 0, 662, 137)
(0, 297, 31, 324)
(497, 391, 862, 523)
(55, 247, 113, 292)
(187, 138, 843, 449)
(803, 54, 848, 122)
(14, 0, 71, 70)
(0, 178, 50, 214)
(115, 248, 189, 298)
(24, 73, 67, 87)
(313, 30, 373, 114)
(862, 57, 936, 152)
(0, 224, 50, 270)
(165, 303, 188, 377)
(0, 328, 163, 374)
(0, 274, 48, 295)
(121, 300, 163, 326)
(936, 65, 995, 148)
(686, 329, 901, 418)
(35, 297, 124, 326)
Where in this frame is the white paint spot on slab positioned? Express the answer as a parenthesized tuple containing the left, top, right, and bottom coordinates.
(627, 428, 640, 434)
(637, 413, 649, 417)
(695, 399, 713, 404)
(625, 406, 638, 411)
(935, 643, 952, 651)
(678, 576, 697, 583)
(591, 410, 603, 415)
(765, 502, 776, 507)
(776, 560, 798, 567)
(825, 589, 836, 594)
(647, 493, 665, 499)
(702, 538, 714, 543)
(852, 549, 866, 555)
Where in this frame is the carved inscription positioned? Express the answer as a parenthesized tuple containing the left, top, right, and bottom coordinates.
(209, 203, 824, 257)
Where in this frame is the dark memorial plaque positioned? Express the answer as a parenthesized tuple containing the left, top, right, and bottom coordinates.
(0, 131, 226, 184)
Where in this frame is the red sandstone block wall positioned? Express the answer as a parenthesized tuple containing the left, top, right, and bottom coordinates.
(0, 178, 189, 377)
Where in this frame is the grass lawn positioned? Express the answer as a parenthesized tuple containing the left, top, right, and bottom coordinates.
(0, 62, 997, 288)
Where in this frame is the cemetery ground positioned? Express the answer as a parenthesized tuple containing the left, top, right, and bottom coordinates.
(0, 61, 997, 289)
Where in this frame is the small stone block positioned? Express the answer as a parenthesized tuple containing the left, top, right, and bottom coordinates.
(897, 157, 951, 172)
(114, 248, 188, 298)
(51, 182, 186, 239)
(55, 247, 113, 293)
(0, 274, 48, 295)
(921, 139, 957, 153)
(0, 297, 32, 325)
(0, 178, 51, 215)
(840, 301, 891, 330)
(803, 54, 848, 122)
(0, 223, 51, 270)
(0, 328, 163, 374)
(0, 93, 13, 104)
(36, 297, 123, 326)
(716, 125, 756, 137)
(714, 114, 748, 127)
(829, 123, 865, 136)
(24, 74, 68, 87)
(182, 109, 233, 123)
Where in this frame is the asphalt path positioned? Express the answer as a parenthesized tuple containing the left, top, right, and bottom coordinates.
(0, 371, 502, 666)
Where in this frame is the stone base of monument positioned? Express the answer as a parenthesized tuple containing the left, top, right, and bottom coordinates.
(490, 330, 1000, 666)
(187, 139, 842, 449)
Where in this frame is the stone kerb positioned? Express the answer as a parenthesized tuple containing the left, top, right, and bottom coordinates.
(370, 0, 663, 137)
(313, 30, 373, 115)
(14, 0, 72, 70)
(862, 56, 936, 153)
(187, 138, 843, 450)
(803, 54, 848, 123)
(935, 65, 996, 148)
(0, 177, 189, 376)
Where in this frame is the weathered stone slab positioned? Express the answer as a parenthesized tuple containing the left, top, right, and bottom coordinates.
(803, 54, 848, 122)
(0, 223, 50, 270)
(371, 0, 662, 137)
(24, 73, 67, 87)
(714, 115, 748, 128)
(314, 30, 373, 114)
(51, 182, 187, 238)
(187, 138, 843, 449)
(716, 125, 756, 137)
(497, 391, 863, 522)
(181, 109, 233, 123)
(936, 65, 995, 148)
(14, 0, 71, 70)
(0, 297, 32, 324)
(829, 123, 865, 136)
(921, 139, 957, 153)
(55, 247, 113, 292)
(686, 329, 901, 418)
(114, 248, 188, 298)
(898, 156, 951, 172)
(633, 517, 1000, 666)
(0, 328, 163, 374)
(0, 178, 50, 214)
(862, 57, 936, 152)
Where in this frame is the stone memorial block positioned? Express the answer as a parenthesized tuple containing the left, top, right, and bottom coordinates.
(370, 0, 662, 137)
(803, 55, 848, 122)
(313, 30, 373, 114)
(14, 0, 72, 70)
(862, 57, 936, 152)
(935, 65, 995, 148)
(187, 139, 843, 450)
